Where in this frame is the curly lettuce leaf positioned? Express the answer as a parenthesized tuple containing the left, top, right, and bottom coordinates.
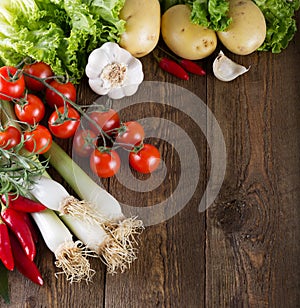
(254, 0, 300, 53)
(186, 0, 231, 31)
(0, 3, 64, 70)
(85, 0, 126, 50)
(87, 0, 126, 28)
(159, 0, 231, 30)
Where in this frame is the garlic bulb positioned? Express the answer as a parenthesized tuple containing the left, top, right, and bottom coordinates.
(213, 51, 250, 82)
(85, 42, 144, 99)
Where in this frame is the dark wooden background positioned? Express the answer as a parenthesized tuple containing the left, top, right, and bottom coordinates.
(3, 16, 300, 308)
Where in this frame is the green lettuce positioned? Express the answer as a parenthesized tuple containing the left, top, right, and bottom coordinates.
(186, 0, 231, 31)
(0, 0, 126, 82)
(159, 0, 231, 30)
(253, 0, 300, 53)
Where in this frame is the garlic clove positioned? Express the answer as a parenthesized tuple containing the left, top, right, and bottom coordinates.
(213, 51, 250, 82)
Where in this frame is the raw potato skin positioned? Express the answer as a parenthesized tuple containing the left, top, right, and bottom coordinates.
(217, 0, 266, 55)
(161, 5, 217, 60)
(119, 0, 160, 57)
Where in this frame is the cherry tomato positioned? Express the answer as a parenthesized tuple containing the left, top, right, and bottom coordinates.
(129, 144, 160, 174)
(73, 129, 97, 157)
(45, 80, 76, 108)
(0, 126, 22, 150)
(23, 62, 53, 91)
(14, 94, 45, 125)
(88, 109, 120, 135)
(48, 106, 80, 139)
(90, 148, 121, 178)
(0, 66, 25, 101)
(116, 121, 145, 149)
(24, 125, 52, 154)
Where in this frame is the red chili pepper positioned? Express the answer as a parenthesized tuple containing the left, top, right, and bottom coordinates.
(0, 220, 14, 271)
(157, 47, 206, 76)
(1, 194, 46, 213)
(17, 211, 39, 243)
(1, 208, 36, 261)
(179, 59, 206, 76)
(9, 232, 43, 286)
(154, 54, 189, 80)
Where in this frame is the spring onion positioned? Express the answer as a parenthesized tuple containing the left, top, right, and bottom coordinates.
(31, 209, 95, 282)
(44, 141, 144, 272)
(44, 140, 144, 222)
(44, 141, 125, 221)
(29, 176, 109, 253)
(30, 175, 143, 273)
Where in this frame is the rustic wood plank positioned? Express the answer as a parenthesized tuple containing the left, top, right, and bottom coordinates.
(7, 237, 106, 307)
(206, 23, 300, 308)
(103, 54, 209, 308)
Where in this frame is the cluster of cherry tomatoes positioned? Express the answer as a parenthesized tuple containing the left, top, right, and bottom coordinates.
(74, 108, 161, 178)
(0, 62, 161, 178)
(0, 62, 78, 154)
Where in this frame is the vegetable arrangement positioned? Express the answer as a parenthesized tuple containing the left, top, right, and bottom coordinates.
(0, 0, 299, 303)
(157, 0, 299, 79)
(159, 0, 300, 53)
(0, 60, 151, 302)
(0, 0, 298, 83)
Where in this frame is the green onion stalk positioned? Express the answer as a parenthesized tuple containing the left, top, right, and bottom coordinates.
(43, 143, 144, 273)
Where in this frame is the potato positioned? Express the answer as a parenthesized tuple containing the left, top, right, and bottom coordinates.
(217, 0, 266, 55)
(161, 4, 217, 60)
(119, 0, 160, 57)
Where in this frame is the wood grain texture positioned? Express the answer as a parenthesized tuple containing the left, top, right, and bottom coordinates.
(2, 18, 300, 308)
(206, 23, 300, 308)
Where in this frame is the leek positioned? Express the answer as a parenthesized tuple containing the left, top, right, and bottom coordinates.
(31, 209, 95, 282)
(30, 175, 143, 274)
(44, 141, 124, 221)
(44, 141, 145, 265)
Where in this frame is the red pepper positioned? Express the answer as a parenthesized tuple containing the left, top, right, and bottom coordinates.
(154, 54, 189, 80)
(9, 232, 43, 286)
(0, 220, 14, 271)
(157, 47, 206, 76)
(1, 208, 36, 261)
(179, 59, 206, 76)
(17, 211, 39, 243)
(1, 194, 46, 213)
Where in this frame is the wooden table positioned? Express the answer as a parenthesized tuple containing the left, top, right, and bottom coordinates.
(4, 18, 300, 308)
